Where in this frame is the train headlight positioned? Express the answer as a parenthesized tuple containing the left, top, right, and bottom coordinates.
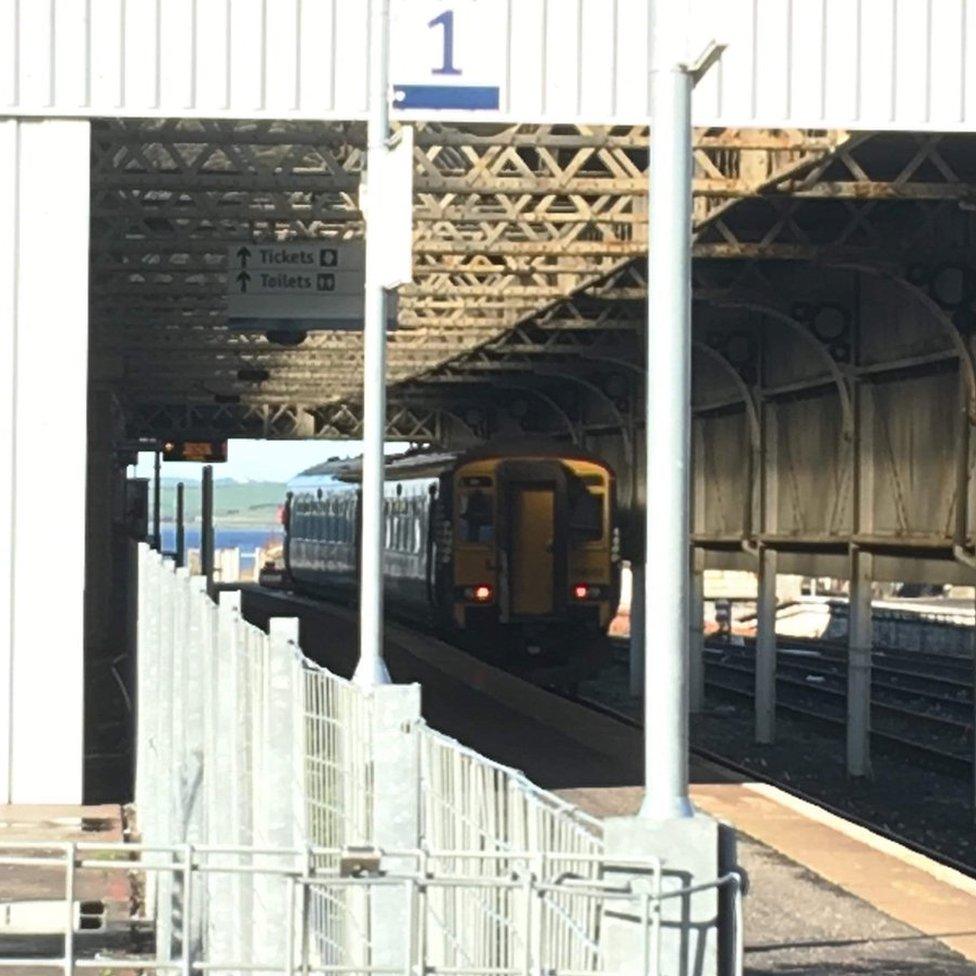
(461, 584, 494, 602)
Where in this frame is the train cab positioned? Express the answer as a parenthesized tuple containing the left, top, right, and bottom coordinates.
(438, 449, 618, 660)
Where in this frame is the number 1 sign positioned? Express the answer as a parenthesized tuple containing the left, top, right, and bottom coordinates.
(390, 0, 506, 112)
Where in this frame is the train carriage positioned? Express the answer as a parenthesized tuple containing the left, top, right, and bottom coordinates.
(283, 445, 620, 664)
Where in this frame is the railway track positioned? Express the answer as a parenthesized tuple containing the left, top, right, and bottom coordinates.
(608, 636, 974, 778)
(568, 690, 976, 880)
(246, 586, 976, 878)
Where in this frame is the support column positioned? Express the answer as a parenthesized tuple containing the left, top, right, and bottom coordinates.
(0, 119, 90, 803)
(689, 548, 705, 713)
(153, 451, 162, 550)
(84, 390, 131, 801)
(689, 416, 706, 713)
(755, 546, 778, 744)
(848, 364, 874, 778)
(642, 12, 694, 822)
(847, 548, 873, 777)
(628, 563, 645, 697)
(175, 483, 186, 568)
(355, 0, 393, 686)
(201, 465, 214, 590)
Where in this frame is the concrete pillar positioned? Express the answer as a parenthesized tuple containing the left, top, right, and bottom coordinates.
(755, 546, 778, 744)
(601, 815, 738, 976)
(629, 562, 645, 697)
(370, 683, 422, 971)
(254, 617, 304, 970)
(689, 548, 705, 713)
(214, 590, 250, 966)
(0, 119, 90, 803)
(847, 549, 873, 778)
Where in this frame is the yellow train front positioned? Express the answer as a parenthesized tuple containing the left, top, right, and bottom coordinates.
(437, 447, 619, 663)
(284, 445, 619, 665)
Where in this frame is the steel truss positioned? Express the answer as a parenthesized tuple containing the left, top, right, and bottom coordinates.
(104, 123, 976, 462)
(91, 118, 843, 439)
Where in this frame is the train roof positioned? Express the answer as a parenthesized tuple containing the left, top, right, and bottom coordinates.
(288, 449, 456, 491)
(287, 441, 614, 492)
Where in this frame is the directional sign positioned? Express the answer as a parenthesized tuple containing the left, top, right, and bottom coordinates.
(227, 241, 394, 331)
(390, 1, 505, 113)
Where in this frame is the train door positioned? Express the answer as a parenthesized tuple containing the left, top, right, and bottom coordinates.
(511, 486, 555, 616)
(497, 460, 569, 620)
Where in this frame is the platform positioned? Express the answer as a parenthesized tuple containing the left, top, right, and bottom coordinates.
(241, 587, 976, 975)
(0, 804, 134, 974)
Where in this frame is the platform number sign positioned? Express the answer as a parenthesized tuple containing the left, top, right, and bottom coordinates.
(391, 0, 505, 112)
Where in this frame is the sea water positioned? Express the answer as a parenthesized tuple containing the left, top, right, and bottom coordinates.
(159, 524, 283, 571)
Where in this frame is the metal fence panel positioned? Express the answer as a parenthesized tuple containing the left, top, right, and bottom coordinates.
(420, 728, 605, 975)
(131, 543, 737, 974)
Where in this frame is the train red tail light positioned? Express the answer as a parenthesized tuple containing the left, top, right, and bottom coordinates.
(572, 583, 603, 600)
(473, 584, 492, 602)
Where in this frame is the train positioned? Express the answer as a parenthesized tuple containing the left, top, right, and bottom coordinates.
(281, 444, 621, 665)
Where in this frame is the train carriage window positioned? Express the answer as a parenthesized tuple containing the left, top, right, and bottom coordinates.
(566, 471, 604, 544)
(459, 488, 494, 543)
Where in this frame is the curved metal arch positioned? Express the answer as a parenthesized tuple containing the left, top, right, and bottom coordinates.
(450, 358, 634, 460)
(534, 365, 639, 512)
(513, 363, 634, 462)
(700, 296, 855, 440)
(691, 340, 761, 452)
(479, 379, 581, 443)
(832, 261, 976, 424)
(425, 405, 478, 443)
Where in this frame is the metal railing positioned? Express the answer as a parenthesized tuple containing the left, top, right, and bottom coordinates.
(101, 544, 743, 975)
(0, 841, 743, 976)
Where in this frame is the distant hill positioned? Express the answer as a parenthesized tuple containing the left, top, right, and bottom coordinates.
(156, 479, 286, 525)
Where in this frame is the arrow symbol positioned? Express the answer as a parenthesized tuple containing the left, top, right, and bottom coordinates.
(237, 270, 251, 293)
(236, 246, 251, 268)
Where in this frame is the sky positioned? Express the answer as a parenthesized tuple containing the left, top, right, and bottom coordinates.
(131, 439, 408, 483)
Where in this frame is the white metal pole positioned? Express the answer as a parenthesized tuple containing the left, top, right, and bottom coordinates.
(355, 0, 393, 686)
(641, 0, 695, 820)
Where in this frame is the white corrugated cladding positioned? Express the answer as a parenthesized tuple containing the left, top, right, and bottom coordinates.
(1, 0, 975, 130)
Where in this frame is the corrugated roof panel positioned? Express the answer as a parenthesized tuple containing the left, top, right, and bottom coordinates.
(1, 0, 975, 129)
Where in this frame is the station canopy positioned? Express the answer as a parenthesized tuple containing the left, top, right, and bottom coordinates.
(94, 120, 855, 441)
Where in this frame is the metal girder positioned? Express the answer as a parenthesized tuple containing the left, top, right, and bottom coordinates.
(127, 400, 445, 442)
(93, 117, 847, 436)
